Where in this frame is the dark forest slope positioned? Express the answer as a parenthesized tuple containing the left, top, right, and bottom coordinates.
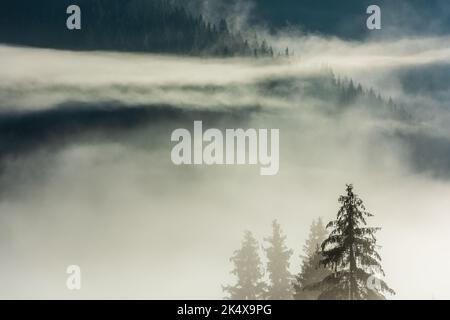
(0, 0, 273, 56)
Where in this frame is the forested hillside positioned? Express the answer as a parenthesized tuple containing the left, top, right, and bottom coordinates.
(0, 0, 273, 56)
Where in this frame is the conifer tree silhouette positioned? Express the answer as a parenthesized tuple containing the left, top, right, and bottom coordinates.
(264, 220, 294, 300)
(313, 184, 395, 300)
(223, 231, 266, 300)
(293, 218, 331, 299)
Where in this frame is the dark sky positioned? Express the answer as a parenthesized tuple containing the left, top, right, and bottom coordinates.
(253, 0, 450, 38)
(181, 0, 450, 39)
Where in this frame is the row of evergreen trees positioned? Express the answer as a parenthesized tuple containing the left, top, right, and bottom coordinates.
(316, 68, 410, 120)
(0, 0, 276, 57)
(223, 221, 294, 300)
(335, 76, 410, 120)
(223, 184, 395, 300)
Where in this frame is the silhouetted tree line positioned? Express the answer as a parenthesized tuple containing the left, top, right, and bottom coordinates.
(328, 69, 411, 120)
(259, 68, 411, 121)
(224, 184, 395, 300)
(0, 0, 274, 57)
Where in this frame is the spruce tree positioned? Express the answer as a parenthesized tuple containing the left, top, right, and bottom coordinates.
(316, 184, 395, 300)
(223, 231, 266, 300)
(303, 218, 329, 258)
(293, 218, 331, 300)
(264, 220, 294, 300)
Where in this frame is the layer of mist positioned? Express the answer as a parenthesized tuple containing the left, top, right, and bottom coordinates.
(0, 34, 449, 299)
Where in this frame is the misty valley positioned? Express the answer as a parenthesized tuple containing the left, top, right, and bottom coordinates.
(0, 0, 450, 302)
(0, 42, 449, 299)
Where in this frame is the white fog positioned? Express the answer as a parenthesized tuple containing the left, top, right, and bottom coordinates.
(0, 33, 449, 299)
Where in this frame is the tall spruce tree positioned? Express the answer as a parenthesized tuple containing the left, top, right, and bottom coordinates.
(223, 231, 266, 300)
(293, 218, 331, 300)
(316, 184, 395, 300)
(264, 220, 294, 300)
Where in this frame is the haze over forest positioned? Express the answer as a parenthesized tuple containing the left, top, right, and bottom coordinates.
(0, 0, 449, 299)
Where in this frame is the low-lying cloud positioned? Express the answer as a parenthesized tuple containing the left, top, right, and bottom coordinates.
(0, 34, 450, 299)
